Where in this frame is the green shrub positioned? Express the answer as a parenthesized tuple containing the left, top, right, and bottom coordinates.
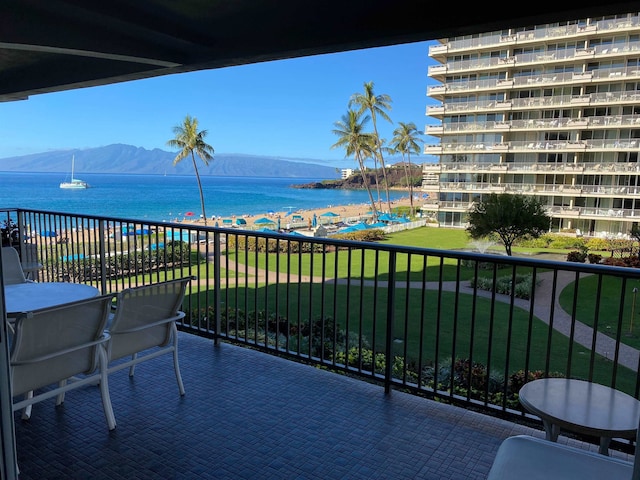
(331, 229, 387, 242)
(585, 237, 610, 252)
(588, 253, 602, 264)
(566, 250, 587, 262)
(469, 273, 537, 299)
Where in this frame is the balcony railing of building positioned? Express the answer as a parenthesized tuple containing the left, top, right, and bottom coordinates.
(422, 161, 640, 175)
(424, 139, 640, 155)
(4, 207, 640, 450)
(420, 200, 640, 223)
(426, 90, 640, 120)
(429, 15, 640, 56)
(426, 113, 640, 137)
(437, 181, 640, 197)
(427, 66, 640, 98)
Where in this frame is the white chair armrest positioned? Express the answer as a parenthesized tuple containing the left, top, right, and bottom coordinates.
(488, 436, 633, 480)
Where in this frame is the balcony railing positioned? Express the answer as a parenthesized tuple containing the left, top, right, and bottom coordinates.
(4, 207, 640, 445)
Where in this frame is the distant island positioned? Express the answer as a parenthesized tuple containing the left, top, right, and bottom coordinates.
(0, 144, 344, 179)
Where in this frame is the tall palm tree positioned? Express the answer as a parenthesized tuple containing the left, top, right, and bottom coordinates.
(167, 115, 215, 226)
(349, 81, 393, 213)
(331, 109, 379, 221)
(389, 122, 423, 216)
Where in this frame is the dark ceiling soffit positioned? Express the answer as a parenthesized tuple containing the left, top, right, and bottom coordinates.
(1, 0, 639, 102)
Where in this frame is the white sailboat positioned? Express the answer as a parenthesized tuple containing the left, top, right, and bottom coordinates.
(59, 155, 89, 189)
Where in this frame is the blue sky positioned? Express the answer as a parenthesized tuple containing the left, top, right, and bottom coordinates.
(0, 40, 438, 168)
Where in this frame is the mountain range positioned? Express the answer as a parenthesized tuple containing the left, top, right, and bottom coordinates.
(0, 144, 344, 179)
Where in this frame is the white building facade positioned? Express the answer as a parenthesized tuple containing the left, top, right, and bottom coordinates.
(422, 13, 640, 237)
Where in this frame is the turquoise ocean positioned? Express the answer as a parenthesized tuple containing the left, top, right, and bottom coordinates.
(0, 172, 409, 223)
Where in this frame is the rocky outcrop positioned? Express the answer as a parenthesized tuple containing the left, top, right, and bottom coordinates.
(292, 164, 422, 190)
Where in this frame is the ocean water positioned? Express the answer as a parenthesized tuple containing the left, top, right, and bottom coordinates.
(0, 172, 408, 223)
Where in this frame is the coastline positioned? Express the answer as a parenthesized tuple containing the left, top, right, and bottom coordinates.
(182, 194, 417, 230)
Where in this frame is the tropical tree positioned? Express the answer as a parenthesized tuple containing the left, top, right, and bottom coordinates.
(349, 81, 393, 212)
(389, 122, 423, 216)
(466, 193, 551, 256)
(167, 115, 215, 226)
(331, 109, 379, 221)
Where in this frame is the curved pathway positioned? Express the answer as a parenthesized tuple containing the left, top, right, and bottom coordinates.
(208, 249, 640, 370)
(449, 270, 639, 370)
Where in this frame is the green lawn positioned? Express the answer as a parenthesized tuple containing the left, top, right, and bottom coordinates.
(195, 226, 639, 394)
(559, 274, 640, 349)
(196, 281, 637, 394)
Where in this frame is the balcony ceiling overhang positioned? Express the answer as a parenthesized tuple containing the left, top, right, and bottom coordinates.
(1, 0, 639, 102)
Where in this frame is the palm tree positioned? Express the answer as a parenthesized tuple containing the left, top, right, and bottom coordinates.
(389, 122, 423, 216)
(167, 115, 215, 226)
(331, 109, 379, 221)
(349, 81, 393, 213)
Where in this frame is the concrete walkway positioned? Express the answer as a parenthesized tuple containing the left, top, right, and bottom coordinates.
(211, 250, 640, 371)
(434, 270, 640, 371)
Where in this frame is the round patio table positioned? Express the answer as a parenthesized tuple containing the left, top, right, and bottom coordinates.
(519, 378, 640, 455)
(4, 282, 100, 317)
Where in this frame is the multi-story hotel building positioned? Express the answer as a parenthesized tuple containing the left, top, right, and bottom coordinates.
(421, 12, 640, 237)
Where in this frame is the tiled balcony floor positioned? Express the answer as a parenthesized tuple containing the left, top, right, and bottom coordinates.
(13, 332, 630, 480)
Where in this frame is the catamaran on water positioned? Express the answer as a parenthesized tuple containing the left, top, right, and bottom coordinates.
(59, 155, 89, 189)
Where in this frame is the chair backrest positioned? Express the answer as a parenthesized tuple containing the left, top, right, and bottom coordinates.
(1, 246, 28, 285)
(10, 294, 114, 397)
(107, 277, 192, 361)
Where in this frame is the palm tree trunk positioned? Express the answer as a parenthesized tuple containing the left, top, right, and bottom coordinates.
(401, 155, 412, 216)
(371, 157, 382, 209)
(407, 153, 415, 216)
(372, 127, 391, 213)
(191, 152, 208, 226)
(357, 154, 378, 221)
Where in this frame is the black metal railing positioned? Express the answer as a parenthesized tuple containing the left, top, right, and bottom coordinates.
(4, 207, 640, 427)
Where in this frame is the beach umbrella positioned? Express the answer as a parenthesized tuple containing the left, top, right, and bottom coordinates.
(184, 211, 194, 218)
(40, 230, 57, 238)
(254, 217, 276, 225)
(277, 217, 281, 230)
(320, 211, 339, 217)
(257, 227, 277, 233)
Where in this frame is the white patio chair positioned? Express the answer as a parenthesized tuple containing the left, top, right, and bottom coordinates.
(1, 246, 33, 285)
(106, 276, 195, 395)
(487, 415, 640, 480)
(10, 294, 116, 430)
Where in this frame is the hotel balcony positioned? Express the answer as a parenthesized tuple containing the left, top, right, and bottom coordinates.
(423, 139, 639, 156)
(429, 16, 637, 57)
(428, 40, 640, 79)
(426, 86, 640, 118)
(2, 207, 640, 478)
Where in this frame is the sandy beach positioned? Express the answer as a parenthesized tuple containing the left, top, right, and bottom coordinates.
(183, 193, 417, 230)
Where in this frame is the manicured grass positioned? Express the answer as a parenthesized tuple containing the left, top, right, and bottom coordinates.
(381, 226, 471, 250)
(559, 274, 640, 350)
(205, 227, 638, 394)
(197, 282, 637, 394)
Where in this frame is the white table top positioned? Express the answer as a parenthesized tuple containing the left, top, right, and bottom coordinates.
(4, 282, 100, 316)
(519, 378, 640, 438)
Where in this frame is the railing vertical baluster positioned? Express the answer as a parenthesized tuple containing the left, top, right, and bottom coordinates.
(589, 274, 604, 381)
(213, 230, 221, 345)
(383, 250, 396, 394)
(98, 220, 107, 293)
